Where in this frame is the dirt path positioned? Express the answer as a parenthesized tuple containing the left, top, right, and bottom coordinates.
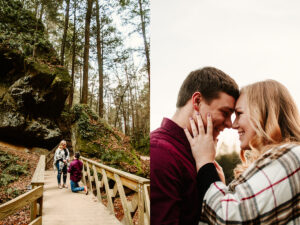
(43, 170, 121, 225)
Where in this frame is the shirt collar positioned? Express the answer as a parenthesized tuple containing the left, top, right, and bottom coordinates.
(161, 117, 190, 146)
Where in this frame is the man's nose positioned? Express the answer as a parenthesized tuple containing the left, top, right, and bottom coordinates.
(224, 117, 232, 128)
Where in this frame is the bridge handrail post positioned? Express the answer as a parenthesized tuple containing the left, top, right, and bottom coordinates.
(80, 156, 150, 225)
(45, 143, 60, 170)
(0, 154, 45, 223)
(143, 183, 150, 224)
(0, 186, 43, 221)
(30, 155, 45, 222)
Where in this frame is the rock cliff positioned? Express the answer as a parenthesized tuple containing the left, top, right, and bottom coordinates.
(0, 0, 71, 148)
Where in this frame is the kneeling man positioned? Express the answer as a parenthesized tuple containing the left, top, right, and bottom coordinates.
(68, 152, 88, 194)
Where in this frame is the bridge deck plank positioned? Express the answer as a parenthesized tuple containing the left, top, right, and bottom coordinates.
(42, 170, 121, 225)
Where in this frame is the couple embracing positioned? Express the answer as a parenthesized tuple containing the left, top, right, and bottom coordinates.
(54, 140, 88, 194)
(151, 67, 300, 224)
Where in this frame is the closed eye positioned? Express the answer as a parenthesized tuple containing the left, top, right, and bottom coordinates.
(221, 110, 231, 118)
(235, 111, 242, 116)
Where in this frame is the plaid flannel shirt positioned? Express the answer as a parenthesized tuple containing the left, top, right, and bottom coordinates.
(199, 143, 300, 225)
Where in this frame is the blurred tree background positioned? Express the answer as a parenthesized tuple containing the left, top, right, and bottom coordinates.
(216, 140, 241, 185)
(17, 0, 150, 154)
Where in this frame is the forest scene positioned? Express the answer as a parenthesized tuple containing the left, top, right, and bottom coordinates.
(0, 0, 149, 224)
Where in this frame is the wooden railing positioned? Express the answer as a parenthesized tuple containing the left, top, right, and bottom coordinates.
(0, 155, 45, 225)
(45, 143, 59, 170)
(81, 156, 150, 225)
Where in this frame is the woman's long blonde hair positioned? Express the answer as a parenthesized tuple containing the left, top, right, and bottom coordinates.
(59, 140, 66, 149)
(234, 80, 300, 177)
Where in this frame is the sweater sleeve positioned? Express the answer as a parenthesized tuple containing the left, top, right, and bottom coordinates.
(196, 163, 220, 214)
(53, 149, 60, 163)
(65, 148, 70, 160)
(198, 150, 300, 224)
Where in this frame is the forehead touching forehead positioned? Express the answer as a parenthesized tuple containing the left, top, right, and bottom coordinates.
(176, 67, 239, 108)
(235, 93, 247, 109)
(206, 92, 236, 111)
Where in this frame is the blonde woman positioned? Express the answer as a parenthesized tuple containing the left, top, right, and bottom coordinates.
(54, 140, 70, 188)
(185, 80, 300, 224)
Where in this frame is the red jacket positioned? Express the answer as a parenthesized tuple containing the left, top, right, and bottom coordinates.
(68, 159, 83, 182)
(150, 118, 200, 225)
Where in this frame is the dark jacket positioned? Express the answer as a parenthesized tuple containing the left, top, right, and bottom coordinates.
(150, 118, 220, 225)
(68, 159, 83, 182)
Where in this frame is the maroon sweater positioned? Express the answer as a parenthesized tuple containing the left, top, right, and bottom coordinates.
(68, 159, 83, 182)
(151, 118, 200, 225)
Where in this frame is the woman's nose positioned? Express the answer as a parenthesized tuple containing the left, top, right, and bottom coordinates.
(232, 118, 238, 129)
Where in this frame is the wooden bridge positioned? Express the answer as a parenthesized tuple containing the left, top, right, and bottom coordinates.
(0, 146, 150, 225)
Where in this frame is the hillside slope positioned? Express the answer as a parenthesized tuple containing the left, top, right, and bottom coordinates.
(70, 104, 149, 178)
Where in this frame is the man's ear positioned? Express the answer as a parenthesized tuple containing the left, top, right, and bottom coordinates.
(191, 92, 202, 111)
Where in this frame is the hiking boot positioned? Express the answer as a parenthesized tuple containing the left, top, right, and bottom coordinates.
(63, 184, 68, 188)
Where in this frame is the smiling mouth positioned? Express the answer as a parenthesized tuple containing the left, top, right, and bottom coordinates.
(238, 131, 245, 137)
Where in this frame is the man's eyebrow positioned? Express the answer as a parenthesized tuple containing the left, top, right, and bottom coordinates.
(220, 107, 234, 112)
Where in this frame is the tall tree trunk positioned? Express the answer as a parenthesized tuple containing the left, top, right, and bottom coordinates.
(96, 94, 99, 114)
(79, 53, 83, 103)
(32, 0, 39, 58)
(60, 0, 71, 66)
(122, 105, 128, 135)
(39, 1, 44, 21)
(81, 0, 93, 104)
(122, 91, 128, 135)
(79, 64, 82, 102)
(127, 75, 135, 136)
(138, 0, 150, 87)
(113, 97, 119, 128)
(90, 80, 95, 108)
(126, 93, 130, 135)
(108, 94, 111, 122)
(114, 84, 129, 127)
(95, 0, 104, 118)
(134, 82, 140, 143)
(34, 0, 39, 18)
(124, 66, 133, 136)
(69, 0, 77, 108)
(130, 89, 135, 136)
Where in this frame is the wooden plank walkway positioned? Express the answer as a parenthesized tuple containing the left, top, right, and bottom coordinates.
(42, 170, 122, 225)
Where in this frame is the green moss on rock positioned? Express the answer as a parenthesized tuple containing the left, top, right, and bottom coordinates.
(72, 104, 146, 177)
(0, 0, 58, 63)
(0, 0, 71, 148)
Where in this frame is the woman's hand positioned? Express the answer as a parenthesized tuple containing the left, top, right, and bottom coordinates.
(214, 161, 226, 184)
(184, 113, 216, 171)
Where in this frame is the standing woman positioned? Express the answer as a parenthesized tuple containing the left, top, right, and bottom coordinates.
(185, 80, 300, 224)
(54, 140, 70, 188)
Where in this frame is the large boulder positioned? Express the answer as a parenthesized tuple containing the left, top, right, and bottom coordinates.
(0, 1, 71, 148)
(0, 48, 71, 148)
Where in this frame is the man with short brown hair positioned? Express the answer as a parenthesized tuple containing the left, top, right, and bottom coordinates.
(150, 67, 239, 225)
